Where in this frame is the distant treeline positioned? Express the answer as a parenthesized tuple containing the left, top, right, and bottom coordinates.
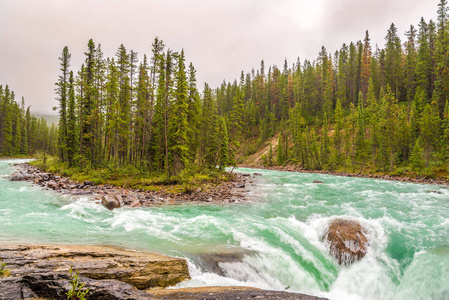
(55, 38, 234, 175)
(0, 85, 57, 157)
(214, 0, 449, 174)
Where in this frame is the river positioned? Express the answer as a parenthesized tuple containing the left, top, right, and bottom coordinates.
(1, 159, 448, 300)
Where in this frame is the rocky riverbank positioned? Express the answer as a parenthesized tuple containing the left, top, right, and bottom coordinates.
(239, 164, 449, 186)
(0, 244, 328, 300)
(10, 163, 257, 208)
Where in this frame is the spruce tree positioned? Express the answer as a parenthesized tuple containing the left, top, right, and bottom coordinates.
(67, 71, 78, 167)
(55, 46, 71, 160)
(171, 50, 189, 175)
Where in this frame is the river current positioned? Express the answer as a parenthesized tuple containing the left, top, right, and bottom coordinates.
(1, 159, 448, 300)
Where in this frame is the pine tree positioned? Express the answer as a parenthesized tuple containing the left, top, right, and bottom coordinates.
(442, 101, 449, 164)
(404, 25, 417, 104)
(1, 86, 13, 156)
(277, 132, 284, 165)
(416, 18, 432, 97)
(384, 23, 403, 100)
(420, 101, 441, 167)
(217, 116, 231, 169)
(186, 63, 201, 160)
(55, 46, 71, 160)
(81, 39, 96, 166)
(20, 98, 28, 155)
(410, 139, 425, 170)
(170, 50, 189, 175)
(116, 44, 131, 166)
(361, 30, 372, 100)
(67, 71, 78, 167)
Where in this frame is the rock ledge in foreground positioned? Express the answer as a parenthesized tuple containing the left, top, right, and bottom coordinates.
(148, 286, 329, 299)
(0, 244, 190, 299)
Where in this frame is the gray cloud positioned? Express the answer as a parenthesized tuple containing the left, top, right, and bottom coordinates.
(0, 0, 439, 115)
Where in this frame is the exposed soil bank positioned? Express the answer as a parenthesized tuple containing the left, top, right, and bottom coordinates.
(239, 164, 449, 186)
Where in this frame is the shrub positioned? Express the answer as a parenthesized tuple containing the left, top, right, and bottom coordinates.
(0, 260, 10, 277)
(66, 265, 90, 300)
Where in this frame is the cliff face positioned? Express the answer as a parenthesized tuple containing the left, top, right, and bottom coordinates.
(0, 244, 190, 299)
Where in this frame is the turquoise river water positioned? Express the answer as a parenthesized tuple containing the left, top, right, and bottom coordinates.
(1, 159, 449, 299)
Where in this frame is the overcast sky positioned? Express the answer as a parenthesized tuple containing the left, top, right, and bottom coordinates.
(0, 0, 440, 115)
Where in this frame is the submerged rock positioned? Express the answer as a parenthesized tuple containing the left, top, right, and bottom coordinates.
(312, 180, 324, 184)
(195, 250, 249, 276)
(0, 244, 190, 299)
(101, 195, 121, 210)
(253, 172, 263, 176)
(324, 219, 368, 265)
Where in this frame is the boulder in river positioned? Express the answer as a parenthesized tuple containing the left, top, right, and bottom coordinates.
(324, 219, 368, 265)
(9, 175, 25, 181)
(101, 195, 121, 210)
(312, 180, 324, 184)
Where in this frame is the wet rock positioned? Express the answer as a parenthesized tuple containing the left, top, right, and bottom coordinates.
(324, 219, 368, 265)
(234, 183, 245, 188)
(0, 244, 189, 299)
(253, 172, 263, 176)
(196, 251, 249, 276)
(426, 190, 443, 194)
(73, 191, 93, 196)
(0, 277, 37, 300)
(10, 175, 26, 181)
(129, 200, 142, 208)
(150, 286, 328, 300)
(22, 274, 154, 299)
(101, 195, 121, 210)
(46, 180, 58, 189)
(312, 180, 324, 184)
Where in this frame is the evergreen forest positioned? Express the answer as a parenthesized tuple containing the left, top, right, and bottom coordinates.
(0, 85, 57, 157)
(3, 0, 449, 181)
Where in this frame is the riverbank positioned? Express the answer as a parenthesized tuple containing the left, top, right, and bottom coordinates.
(10, 163, 255, 208)
(238, 164, 449, 186)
